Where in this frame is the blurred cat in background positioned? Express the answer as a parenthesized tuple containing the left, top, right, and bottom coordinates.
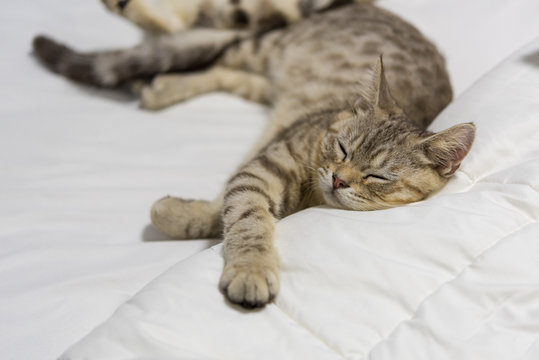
(101, 0, 366, 33)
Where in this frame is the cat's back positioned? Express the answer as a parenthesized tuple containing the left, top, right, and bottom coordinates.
(227, 3, 453, 129)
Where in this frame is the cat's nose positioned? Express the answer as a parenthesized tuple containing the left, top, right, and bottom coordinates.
(332, 173, 349, 189)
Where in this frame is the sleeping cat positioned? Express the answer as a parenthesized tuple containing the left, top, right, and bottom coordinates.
(33, 1, 475, 308)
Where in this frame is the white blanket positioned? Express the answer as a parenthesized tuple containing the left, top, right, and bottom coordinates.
(2, 1, 539, 359)
(60, 36, 539, 360)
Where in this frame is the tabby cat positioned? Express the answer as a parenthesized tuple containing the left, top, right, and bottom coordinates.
(101, 0, 365, 33)
(33, 0, 475, 309)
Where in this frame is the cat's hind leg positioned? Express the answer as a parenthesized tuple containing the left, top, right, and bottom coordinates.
(141, 66, 272, 110)
(150, 196, 222, 239)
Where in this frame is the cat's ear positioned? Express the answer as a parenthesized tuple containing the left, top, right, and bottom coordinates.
(422, 123, 476, 177)
(367, 56, 404, 117)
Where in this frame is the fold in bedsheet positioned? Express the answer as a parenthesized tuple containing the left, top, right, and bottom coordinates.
(60, 39, 539, 359)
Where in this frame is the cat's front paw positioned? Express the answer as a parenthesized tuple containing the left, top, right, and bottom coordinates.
(219, 261, 280, 308)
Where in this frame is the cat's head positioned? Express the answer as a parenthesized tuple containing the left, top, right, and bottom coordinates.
(317, 58, 475, 211)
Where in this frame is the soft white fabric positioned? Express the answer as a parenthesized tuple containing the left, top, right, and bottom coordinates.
(1, 1, 539, 359)
(60, 38, 539, 360)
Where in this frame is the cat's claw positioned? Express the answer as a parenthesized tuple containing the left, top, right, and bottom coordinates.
(219, 263, 279, 308)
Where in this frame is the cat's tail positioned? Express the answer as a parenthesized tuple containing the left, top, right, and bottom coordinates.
(150, 196, 223, 239)
(33, 36, 105, 85)
(32, 30, 242, 87)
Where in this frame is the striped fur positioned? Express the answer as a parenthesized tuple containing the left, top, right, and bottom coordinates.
(33, 2, 475, 308)
(101, 0, 365, 34)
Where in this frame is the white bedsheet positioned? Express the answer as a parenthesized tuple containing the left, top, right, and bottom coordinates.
(1, 1, 539, 359)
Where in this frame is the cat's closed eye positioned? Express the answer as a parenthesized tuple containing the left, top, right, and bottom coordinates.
(364, 174, 390, 181)
(337, 140, 347, 161)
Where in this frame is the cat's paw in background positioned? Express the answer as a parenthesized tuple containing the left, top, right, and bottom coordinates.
(140, 74, 208, 110)
(219, 259, 280, 308)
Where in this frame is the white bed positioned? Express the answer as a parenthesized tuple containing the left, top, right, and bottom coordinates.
(1, 1, 539, 359)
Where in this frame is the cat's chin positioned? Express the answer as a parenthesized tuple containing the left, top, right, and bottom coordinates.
(320, 189, 361, 211)
(320, 187, 385, 212)
(321, 191, 347, 210)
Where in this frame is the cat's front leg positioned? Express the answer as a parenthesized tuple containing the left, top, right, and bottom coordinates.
(218, 140, 308, 307)
(218, 150, 304, 308)
(219, 187, 280, 308)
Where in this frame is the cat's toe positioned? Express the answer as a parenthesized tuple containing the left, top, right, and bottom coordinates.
(219, 263, 279, 308)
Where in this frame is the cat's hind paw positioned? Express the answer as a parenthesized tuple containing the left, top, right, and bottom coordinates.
(219, 261, 280, 308)
(150, 196, 222, 239)
(140, 74, 204, 110)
